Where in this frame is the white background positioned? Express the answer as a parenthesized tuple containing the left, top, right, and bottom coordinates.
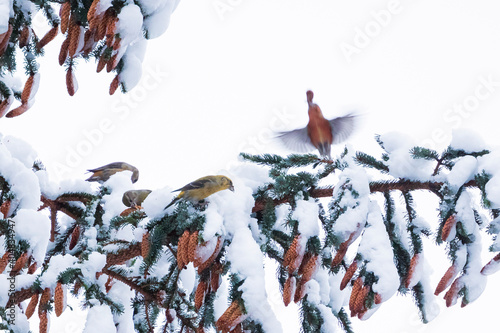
(1, 0, 500, 332)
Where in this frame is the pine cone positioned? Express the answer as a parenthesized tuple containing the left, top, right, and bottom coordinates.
(60, 2, 71, 34)
(349, 277, 363, 315)
(0, 251, 10, 274)
(54, 282, 65, 317)
(141, 232, 150, 258)
(28, 260, 37, 274)
(283, 276, 296, 306)
(283, 234, 302, 274)
(73, 280, 82, 294)
(0, 97, 13, 118)
(39, 311, 48, 333)
(435, 264, 458, 295)
(66, 66, 77, 96)
(69, 225, 80, 250)
(87, 0, 101, 28)
(105, 276, 114, 293)
(177, 230, 191, 270)
(0, 24, 13, 56)
(187, 231, 199, 263)
(481, 252, 500, 275)
(353, 284, 370, 316)
(405, 252, 420, 288)
(443, 277, 462, 307)
(38, 287, 52, 316)
(300, 254, 318, 283)
(36, 25, 59, 51)
(18, 25, 30, 48)
(12, 252, 29, 274)
(109, 75, 120, 95)
(68, 22, 82, 57)
(0, 199, 10, 218)
(59, 37, 70, 66)
(441, 214, 457, 242)
(210, 262, 223, 292)
(196, 237, 223, 273)
(195, 280, 207, 310)
(293, 278, 306, 303)
(5, 103, 29, 118)
(25, 293, 38, 319)
(340, 260, 358, 290)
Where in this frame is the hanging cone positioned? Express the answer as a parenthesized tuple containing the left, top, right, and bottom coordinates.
(66, 66, 78, 96)
(25, 293, 39, 319)
(36, 25, 59, 52)
(54, 282, 65, 317)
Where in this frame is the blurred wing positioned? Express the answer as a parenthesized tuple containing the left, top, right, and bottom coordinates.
(329, 114, 357, 144)
(174, 177, 214, 192)
(276, 127, 315, 153)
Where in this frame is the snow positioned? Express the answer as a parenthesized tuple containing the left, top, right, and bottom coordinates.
(450, 129, 486, 153)
(0, 0, 12, 34)
(378, 132, 435, 181)
(357, 202, 399, 303)
(83, 305, 116, 333)
(317, 304, 338, 333)
(485, 175, 500, 208)
(13, 209, 50, 263)
(0, 136, 41, 210)
(447, 155, 477, 188)
(202, 204, 225, 240)
(142, 0, 180, 38)
(179, 262, 196, 294)
(108, 281, 136, 332)
(330, 167, 370, 241)
(2, 135, 37, 168)
(142, 186, 175, 218)
(293, 199, 320, 239)
(40, 254, 77, 287)
(80, 252, 106, 282)
(225, 228, 282, 332)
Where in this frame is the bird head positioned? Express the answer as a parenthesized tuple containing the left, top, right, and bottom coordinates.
(218, 176, 234, 191)
(131, 169, 139, 183)
(306, 90, 314, 104)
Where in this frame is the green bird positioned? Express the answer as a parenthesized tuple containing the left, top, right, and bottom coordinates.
(164, 175, 234, 210)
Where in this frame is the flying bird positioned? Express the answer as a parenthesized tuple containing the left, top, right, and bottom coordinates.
(277, 90, 357, 158)
(165, 175, 234, 210)
(122, 189, 152, 208)
(86, 162, 139, 183)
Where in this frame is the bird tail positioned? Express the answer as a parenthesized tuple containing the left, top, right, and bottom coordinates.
(164, 197, 180, 210)
(318, 142, 331, 159)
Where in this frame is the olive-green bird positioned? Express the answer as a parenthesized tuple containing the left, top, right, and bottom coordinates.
(86, 162, 139, 184)
(122, 189, 152, 208)
(164, 175, 234, 209)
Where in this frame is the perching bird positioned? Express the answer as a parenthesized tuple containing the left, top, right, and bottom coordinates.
(86, 162, 139, 183)
(277, 90, 357, 158)
(165, 175, 234, 209)
(122, 189, 152, 208)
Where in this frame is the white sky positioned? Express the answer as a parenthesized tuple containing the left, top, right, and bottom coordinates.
(2, 0, 500, 332)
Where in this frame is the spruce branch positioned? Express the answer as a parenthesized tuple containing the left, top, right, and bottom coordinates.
(252, 180, 479, 213)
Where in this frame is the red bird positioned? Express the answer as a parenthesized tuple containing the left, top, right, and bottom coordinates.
(277, 90, 357, 158)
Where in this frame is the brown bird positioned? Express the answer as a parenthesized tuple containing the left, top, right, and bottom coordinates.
(86, 162, 139, 183)
(122, 189, 152, 208)
(277, 90, 357, 158)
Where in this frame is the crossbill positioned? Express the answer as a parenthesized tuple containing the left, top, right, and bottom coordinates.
(86, 162, 139, 183)
(164, 175, 234, 209)
(122, 189, 152, 208)
(277, 90, 357, 158)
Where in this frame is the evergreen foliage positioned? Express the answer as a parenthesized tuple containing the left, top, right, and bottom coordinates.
(1, 132, 499, 332)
